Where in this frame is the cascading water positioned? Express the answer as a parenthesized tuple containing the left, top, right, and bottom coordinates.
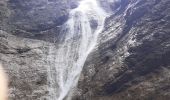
(48, 0, 108, 100)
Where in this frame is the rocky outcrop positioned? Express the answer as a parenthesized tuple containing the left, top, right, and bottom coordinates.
(0, 0, 72, 99)
(0, 30, 53, 100)
(75, 0, 170, 100)
(0, 0, 79, 42)
(0, 0, 170, 100)
(8, 0, 69, 31)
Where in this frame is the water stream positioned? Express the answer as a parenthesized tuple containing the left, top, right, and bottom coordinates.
(48, 0, 108, 99)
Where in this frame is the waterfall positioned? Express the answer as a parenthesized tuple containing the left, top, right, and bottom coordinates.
(48, 0, 108, 100)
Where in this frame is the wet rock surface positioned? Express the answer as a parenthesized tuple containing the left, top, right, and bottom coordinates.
(0, 1, 70, 98)
(0, 0, 170, 100)
(75, 0, 170, 100)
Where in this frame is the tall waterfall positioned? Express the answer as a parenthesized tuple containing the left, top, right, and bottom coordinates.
(48, 0, 108, 100)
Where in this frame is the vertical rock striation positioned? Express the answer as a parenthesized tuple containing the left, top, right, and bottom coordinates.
(0, 0, 170, 100)
(75, 0, 170, 100)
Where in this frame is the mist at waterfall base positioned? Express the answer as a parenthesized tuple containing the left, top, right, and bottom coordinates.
(48, 0, 108, 100)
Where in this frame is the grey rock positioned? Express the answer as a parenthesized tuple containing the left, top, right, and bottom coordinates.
(0, 30, 55, 100)
(75, 0, 170, 100)
(0, 0, 170, 100)
(0, 0, 78, 42)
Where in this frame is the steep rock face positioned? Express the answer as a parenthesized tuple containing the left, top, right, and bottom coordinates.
(0, 0, 78, 41)
(8, 0, 68, 31)
(75, 0, 170, 100)
(0, 30, 55, 100)
(0, 0, 66, 99)
(0, 0, 170, 100)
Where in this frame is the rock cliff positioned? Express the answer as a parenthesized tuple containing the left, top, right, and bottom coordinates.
(0, 0, 71, 99)
(0, 0, 78, 42)
(75, 0, 170, 100)
(0, 0, 170, 100)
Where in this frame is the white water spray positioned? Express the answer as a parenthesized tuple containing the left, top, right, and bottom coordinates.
(48, 0, 108, 100)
